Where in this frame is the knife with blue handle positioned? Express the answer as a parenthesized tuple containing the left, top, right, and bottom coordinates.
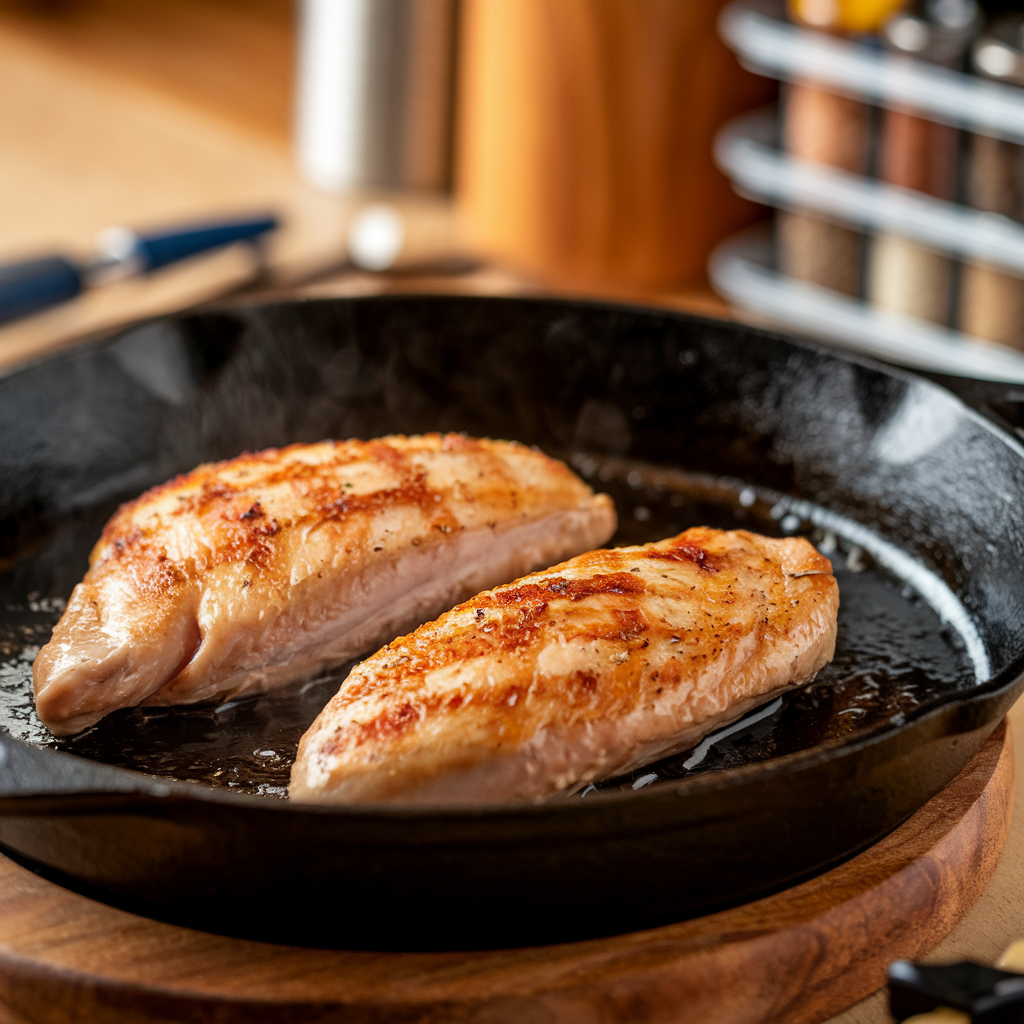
(0, 213, 278, 326)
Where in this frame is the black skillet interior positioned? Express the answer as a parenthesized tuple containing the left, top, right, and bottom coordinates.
(0, 294, 1023, 949)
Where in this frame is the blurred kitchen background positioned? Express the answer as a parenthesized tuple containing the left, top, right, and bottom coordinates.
(5, 0, 1024, 381)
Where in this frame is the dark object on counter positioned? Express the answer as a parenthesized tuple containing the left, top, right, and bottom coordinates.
(0, 214, 278, 327)
(869, 0, 981, 325)
(0, 295, 1023, 950)
(889, 958, 1024, 1021)
(965, 14, 1024, 350)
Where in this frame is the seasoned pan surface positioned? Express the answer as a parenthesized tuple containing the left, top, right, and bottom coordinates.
(0, 294, 1021, 947)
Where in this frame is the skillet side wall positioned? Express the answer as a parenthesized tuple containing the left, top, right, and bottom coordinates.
(0, 295, 1021, 947)
(0, 701, 1010, 947)
(3, 295, 1022, 669)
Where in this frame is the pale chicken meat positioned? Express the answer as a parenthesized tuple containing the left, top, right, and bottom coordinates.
(33, 434, 616, 736)
(291, 527, 839, 804)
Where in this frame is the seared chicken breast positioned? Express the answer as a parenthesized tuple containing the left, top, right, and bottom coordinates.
(34, 434, 616, 736)
(291, 528, 838, 804)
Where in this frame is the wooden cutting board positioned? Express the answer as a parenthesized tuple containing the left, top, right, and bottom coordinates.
(0, 720, 1010, 1024)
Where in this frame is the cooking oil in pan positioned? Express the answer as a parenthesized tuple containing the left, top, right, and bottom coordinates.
(0, 457, 978, 799)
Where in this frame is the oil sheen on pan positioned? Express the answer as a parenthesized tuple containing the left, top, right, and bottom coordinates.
(0, 457, 979, 800)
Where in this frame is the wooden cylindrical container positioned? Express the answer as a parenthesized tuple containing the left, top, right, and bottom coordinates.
(454, 0, 775, 293)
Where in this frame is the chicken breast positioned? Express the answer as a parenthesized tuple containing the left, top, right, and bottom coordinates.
(33, 434, 616, 737)
(290, 527, 838, 804)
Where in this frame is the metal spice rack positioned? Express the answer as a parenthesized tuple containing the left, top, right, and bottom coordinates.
(712, 0, 1024, 382)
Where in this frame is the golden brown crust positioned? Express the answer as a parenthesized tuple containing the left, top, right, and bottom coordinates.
(33, 434, 616, 736)
(93, 433, 591, 586)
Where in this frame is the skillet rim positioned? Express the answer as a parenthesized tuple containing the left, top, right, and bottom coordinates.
(3, 664, 1014, 819)
(2, 291, 1021, 818)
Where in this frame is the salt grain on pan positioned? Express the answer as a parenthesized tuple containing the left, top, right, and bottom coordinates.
(846, 546, 868, 573)
(573, 455, 598, 478)
(632, 773, 658, 790)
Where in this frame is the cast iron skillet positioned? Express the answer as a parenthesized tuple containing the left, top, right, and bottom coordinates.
(0, 294, 1023, 950)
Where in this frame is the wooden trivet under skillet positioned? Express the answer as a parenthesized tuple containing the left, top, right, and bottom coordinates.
(0, 720, 1011, 1024)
